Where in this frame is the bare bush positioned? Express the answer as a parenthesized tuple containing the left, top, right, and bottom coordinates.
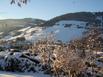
(29, 27, 103, 77)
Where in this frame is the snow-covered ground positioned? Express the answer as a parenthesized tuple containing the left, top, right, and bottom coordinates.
(44, 20, 87, 42)
(0, 32, 3, 35)
(18, 27, 31, 32)
(3, 20, 87, 42)
(0, 51, 50, 77)
(0, 71, 50, 77)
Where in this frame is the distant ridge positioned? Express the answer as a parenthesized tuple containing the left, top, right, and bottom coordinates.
(42, 12, 103, 26)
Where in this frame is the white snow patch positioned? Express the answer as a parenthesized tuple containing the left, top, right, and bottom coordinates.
(26, 27, 42, 33)
(13, 52, 22, 58)
(0, 71, 50, 77)
(43, 20, 87, 42)
(0, 32, 3, 35)
(18, 27, 31, 32)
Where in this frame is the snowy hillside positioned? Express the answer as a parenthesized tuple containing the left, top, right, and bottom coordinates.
(2, 20, 88, 42)
(1, 12, 103, 42)
(0, 18, 46, 40)
(44, 20, 87, 42)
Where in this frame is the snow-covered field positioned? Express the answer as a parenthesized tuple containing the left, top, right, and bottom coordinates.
(3, 20, 87, 42)
(0, 71, 50, 77)
(44, 20, 87, 42)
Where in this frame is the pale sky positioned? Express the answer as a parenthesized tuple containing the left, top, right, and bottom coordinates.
(0, 0, 103, 20)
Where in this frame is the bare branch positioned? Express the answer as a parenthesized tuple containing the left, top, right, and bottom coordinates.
(10, 0, 30, 7)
